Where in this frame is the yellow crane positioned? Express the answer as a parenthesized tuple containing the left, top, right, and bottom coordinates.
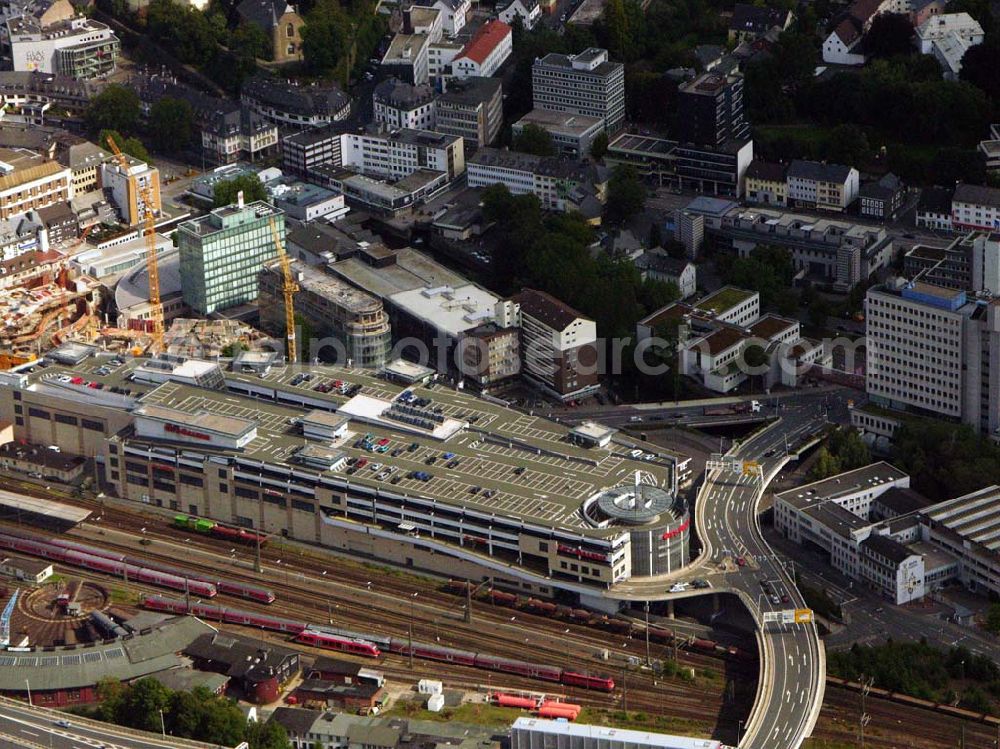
(105, 136, 163, 353)
(268, 216, 299, 364)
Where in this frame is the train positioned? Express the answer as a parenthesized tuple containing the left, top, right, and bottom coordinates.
(142, 595, 615, 692)
(444, 580, 756, 663)
(828, 675, 1000, 727)
(172, 515, 268, 547)
(45, 537, 275, 604)
(0, 532, 218, 598)
(90, 609, 127, 639)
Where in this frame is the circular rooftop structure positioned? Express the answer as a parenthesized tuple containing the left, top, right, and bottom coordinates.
(594, 484, 678, 525)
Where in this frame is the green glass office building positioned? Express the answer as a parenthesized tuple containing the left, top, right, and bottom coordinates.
(177, 200, 285, 315)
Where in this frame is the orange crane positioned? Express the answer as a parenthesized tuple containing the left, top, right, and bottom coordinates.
(268, 216, 298, 364)
(105, 135, 163, 353)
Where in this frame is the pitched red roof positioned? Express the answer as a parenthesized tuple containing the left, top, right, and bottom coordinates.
(457, 20, 511, 65)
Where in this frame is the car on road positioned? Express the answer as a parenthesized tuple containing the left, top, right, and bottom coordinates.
(691, 578, 710, 589)
(629, 449, 643, 458)
(629, 416, 643, 422)
(735, 556, 746, 567)
(781, 593, 790, 604)
(55, 720, 71, 728)
(669, 582, 689, 593)
(769, 594, 781, 605)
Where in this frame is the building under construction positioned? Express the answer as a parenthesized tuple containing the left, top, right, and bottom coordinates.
(0, 272, 102, 360)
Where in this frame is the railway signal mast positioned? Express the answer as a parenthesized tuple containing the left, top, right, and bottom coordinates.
(105, 136, 163, 353)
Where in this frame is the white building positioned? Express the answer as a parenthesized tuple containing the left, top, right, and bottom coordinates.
(951, 182, 1000, 232)
(915, 12, 984, 79)
(372, 78, 436, 131)
(512, 109, 605, 159)
(532, 48, 626, 133)
(381, 33, 432, 85)
(451, 20, 512, 78)
(786, 159, 860, 211)
(511, 718, 730, 749)
(339, 127, 465, 181)
(6, 13, 119, 80)
(100, 158, 161, 228)
(412, 0, 471, 36)
(498, 0, 541, 29)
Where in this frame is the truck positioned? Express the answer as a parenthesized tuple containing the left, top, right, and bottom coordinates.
(703, 400, 761, 416)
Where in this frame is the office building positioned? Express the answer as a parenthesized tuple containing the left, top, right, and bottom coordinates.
(916, 185, 954, 231)
(176, 198, 284, 314)
(435, 77, 503, 150)
(675, 72, 749, 147)
(340, 126, 465, 181)
(673, 139, 753, 198)
(259, 260, 391, 368)
(452, 20, 512, 78)
(373, 78, 436, 130)
(100, 158, 161, 227)
(512, 109, 604, 158)
(865, 279, 1000, 434)
(5, 6, 119, 79)
(902, 232, 1000, 293)
(532, 48, 625, 133)
(381, 33, 431, 85)
(281, 124, 345, 178)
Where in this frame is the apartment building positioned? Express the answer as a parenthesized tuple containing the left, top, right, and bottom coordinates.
(436, 77, 503, 150)
(372, 78, 436, 131)
(859, 173, 905, 221)
(728, 3, 793, 42)
(951, 182, 1000, 231)
(915, 12, 984, 79)
(786, 159, 860, 211)
(412, 0, 471, 35)
(100, 158, 161, 228)
(915, 185, 954, 231)
(744, 160, 788, 207)
(241, 76, 351, 130)
(509, 288, 599, 400)
(532, 48, 625, 133)
(467, 148, 608, 216)
(259, 260, 391, 368)
(451, 20, 512, 78)
(176, 198, 284, 315)
(0, 147, 70, 220)
(865, 279, 1000, 434)
(499, 0, 541, 29)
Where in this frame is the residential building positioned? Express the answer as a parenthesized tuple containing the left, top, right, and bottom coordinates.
(176, 198, 284, 315)
(911, 0, 946, 26)
(744, 160, 787, 207)
(675, 72, 749, 147)
(634, 250, 697, 298)
(512, 109, 604, 158)
(36, 201, 76, 243)
(674, 209, 704, 259)
(0, 148, 70, 220)
(412, 0, 471, 35)
(915, 185, 954, 231)
(532, 48, 626, 132)
(5, 3, 119, 79)
(786, 159, 860, 211)
(467, 147, 608, 216)
(381, 33, 431, 85)
(259, 260, 391, 368)
(100, 158, 161, 228)
(499, 0, 541, 29)
(452, 20, 512, 78)
(859, 172, 905, 221)
(728, 3, 793, 42)
(235, 0, 304, 63)
(435, 76, 503, 150)
(901, 233, 1000, 292)
(822, 0, 896, 65)
(510, 288, 599, 400)
(951, 182, 1000, 231)
(0, 70, 98, 122)
(55, 140, 108, 195)
(865, 279, 1000, 434)
(372, 78, 436, 131)
(241, 76, 351, 130)
(915, 12, 983, 79)
(427, 38, 463, 78)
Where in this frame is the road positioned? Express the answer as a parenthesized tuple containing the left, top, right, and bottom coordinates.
(0, 699, 221, 749)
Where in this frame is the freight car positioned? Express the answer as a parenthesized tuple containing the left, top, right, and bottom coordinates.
(47, 538, 275, 604)
(828, 676, 1000, 726)
(0, 532, 217, 598)
(142, 595, 616, 691)
(172, 515, 268, 547)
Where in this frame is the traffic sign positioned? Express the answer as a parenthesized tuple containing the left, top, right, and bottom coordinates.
(794, 608, 814, 624)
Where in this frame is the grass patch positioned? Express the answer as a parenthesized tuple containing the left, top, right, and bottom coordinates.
(579, 708, 710, 735)
(802, 740, 857, 749)
(108, 587, 134, 604)
(383, 699, 523, 726)
(695, 287, 754, 313)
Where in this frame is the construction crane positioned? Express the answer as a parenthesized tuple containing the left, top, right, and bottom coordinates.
(105, 135, 163, 353)
(268, 216, 298, 364)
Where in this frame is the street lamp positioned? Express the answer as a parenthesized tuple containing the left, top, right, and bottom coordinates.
(159, 708, 166, 737)
(25, 678, 31, 707)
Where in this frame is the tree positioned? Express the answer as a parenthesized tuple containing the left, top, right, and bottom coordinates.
(147, 0, 221, 67)
(808, 297, 830, 329)
(122, 678, 171, 733)
(985, 603, 1000, 634)
(149, 97, 195, 154)
(213, 174, 267, 207)
(513, 124, 556, 157)
(590, 130, 609, 160)
(301, 0, 350, 75)
(743, 343, 769, 391)
(102, 130, 153, 165)
(960, 40, 1000, 103)
(86, 85, 140, 136)
(604, 165, 646, 225)
(826, 124, 871, 168)
(245, 719, 293, 749)
(864, 13, 915, 59)
(809, 446, 841, 480)
(231, 21, 272, 61)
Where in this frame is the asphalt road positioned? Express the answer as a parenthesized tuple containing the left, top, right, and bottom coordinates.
(0, 701, 217, 749)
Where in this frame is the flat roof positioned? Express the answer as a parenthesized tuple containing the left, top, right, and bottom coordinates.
(0, 490, 91, 524)
(136, 403, 257, 438)
(512, 718, 722, 749)
(695, 286, 755, 313)
(775, 461, 908, 510)
(14, 358, 680, 538)
(923, 486, 1000, 551)
(389, 284, 501, 337)
(515, 109, 604, 136)
(330, 248, 468, 300)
